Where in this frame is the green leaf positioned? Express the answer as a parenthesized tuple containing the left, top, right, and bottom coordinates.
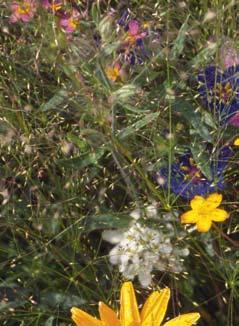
(190, 44, 217, 69)
(171, 15, 189, 60)
(103, 41, 121, 56)
(40, 89, 68, 111)
(112, 84, 138, 105)
(67, 133, 89, 151)
(91, 3, 100, 26)
(57, 147, 106, 170)
(45, 317, 55, 326)
(95, 63, 112, 90)
(190, 141, 212, 180)
(118, 112, 160, 139)
(84, 214, 131, 231)
(99, 16, 114, 42)
(172, 99, 212, 141)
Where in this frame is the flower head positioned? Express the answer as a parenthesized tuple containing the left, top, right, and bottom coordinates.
(59, 8, 80, 34)
(102, 219, 188, 288)
(125, 20, 147, 45)
(42, 0, 62, 12)
(181, 193, 229, 232)
(106, 63, 121, 82)
(198, 65, 239, 126)
(71, 281, 200, 326)
(157, 146, 232, 199)
(10, 0, 36, 23)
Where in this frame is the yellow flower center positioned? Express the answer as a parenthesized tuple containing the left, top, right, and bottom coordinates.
(125, 34, 137, 45)
(214, 81, 233, 103)
(181, 158, 202, 183)
(69, 18, 78, 30)
(17, 3, 31, 15)
(51, 3, 62, 11)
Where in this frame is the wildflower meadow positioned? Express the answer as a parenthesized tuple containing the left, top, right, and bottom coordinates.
(1, 0, 239, 325)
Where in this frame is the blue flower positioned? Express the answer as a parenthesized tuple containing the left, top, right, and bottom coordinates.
(198, 65, 239, 126)
(156, 146, 232, 199)
(117, 9, 130, 28)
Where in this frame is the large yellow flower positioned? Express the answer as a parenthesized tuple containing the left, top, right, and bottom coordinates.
(71, 281, 200, 326)
(181, 193, 229, 232)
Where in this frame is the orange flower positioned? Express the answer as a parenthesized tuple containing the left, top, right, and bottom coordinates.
(71, 281, 200, 325)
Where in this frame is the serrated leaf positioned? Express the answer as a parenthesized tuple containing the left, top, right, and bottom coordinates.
(171, 15, 189, 60)
(118, 112, 160, 139)
(84, 214, 131, 231)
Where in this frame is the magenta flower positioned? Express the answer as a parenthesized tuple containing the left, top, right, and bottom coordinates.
(59, 8, 80, 34)
(10, 0, 36, 23)
(125, 20, 147, 45)
(41, 0, 62, 12)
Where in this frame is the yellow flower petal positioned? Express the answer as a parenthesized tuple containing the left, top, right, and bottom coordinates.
(190, 196, 205, 210)
(181, 210, 199, 224)
(196, 218, 212, 232)
(98, 302, 120, 326)
(141, 289, 170, 326)
(233, 138, 239, 146)
(205, 193, 222, 209)
(120, 281, 141, 326)
(163, 312, 200, 326)
(211, 208, 229, 222)
(71, 307, 102, 326)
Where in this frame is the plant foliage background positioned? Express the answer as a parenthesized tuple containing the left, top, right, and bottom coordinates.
(1, 0, 239, 325)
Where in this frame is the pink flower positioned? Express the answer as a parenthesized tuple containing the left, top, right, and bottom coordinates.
(10, 0, 36, 23)
(59, 8, 80, 34)
(42, 0, 62, 12)
(125, 20, 147, 45)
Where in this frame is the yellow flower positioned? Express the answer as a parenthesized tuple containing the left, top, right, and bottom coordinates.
(71, 281, 200, 326)
(233, 138, 239, 146)
(106, 64, 121, 82)
(181, 193, 229, 232)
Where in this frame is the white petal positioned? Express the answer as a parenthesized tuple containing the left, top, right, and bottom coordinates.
(102, 229, 125, 244)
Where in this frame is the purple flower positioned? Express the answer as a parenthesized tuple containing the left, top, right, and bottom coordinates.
(117, 9, 130, 27)
(156, 146, 232, 199)
(198, 65, 239, 126)
(59, 8, 80, 34)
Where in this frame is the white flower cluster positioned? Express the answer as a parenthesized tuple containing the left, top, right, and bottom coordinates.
(102, 206, 189, 287)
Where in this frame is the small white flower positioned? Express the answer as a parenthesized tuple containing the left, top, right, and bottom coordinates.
(130, 209, 141, 220)
(103, 218, 189, 287)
